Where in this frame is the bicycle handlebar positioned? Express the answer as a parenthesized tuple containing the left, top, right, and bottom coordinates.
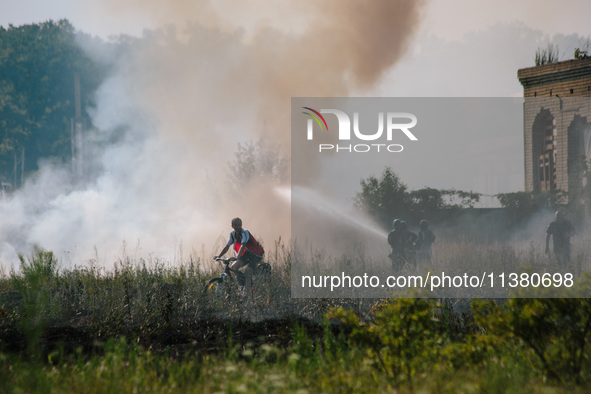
(214, 257, 237, 264)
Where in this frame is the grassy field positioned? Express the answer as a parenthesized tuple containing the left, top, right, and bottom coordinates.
(2, 239, 591, 393)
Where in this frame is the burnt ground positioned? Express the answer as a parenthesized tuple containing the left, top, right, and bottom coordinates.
(0, 290, 472, 361)
(0, 316, 340, 360)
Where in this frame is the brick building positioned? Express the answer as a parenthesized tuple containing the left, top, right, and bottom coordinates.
(518, 57, 591, 193)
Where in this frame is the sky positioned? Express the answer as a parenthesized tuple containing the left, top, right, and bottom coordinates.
(2, 0, 590, 44)
(0, 0, 590, 268)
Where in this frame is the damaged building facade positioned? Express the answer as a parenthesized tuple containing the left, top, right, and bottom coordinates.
(518, 57, 591, 193)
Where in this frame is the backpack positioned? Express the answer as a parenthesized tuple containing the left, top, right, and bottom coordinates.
(234, 231, 265, 257)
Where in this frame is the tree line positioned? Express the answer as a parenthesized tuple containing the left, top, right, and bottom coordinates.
(0, 19, 108, 188)
(354, 167, 482, 230)
(355, 166, 591, 233)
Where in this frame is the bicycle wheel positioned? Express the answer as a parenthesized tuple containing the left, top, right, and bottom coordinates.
(204, 277, 226, 295)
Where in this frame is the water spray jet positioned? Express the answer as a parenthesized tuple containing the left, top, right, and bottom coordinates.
(274, 186, 386, 239)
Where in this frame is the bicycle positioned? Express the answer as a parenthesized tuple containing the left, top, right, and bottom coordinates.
(204, 257, 271, 303)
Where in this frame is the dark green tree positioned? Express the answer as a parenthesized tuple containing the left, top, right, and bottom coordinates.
(408, 187, 444, 221)
(354, 167, 410, 229)
(0, 20, 108, 186)
(496, 191, 557, 226)
(355, 168, 482, 229)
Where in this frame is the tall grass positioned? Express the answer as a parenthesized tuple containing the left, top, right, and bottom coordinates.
(2, 238, 591, 392)
(0, 240, 364, 349)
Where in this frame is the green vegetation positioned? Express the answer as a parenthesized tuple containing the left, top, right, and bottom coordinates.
(496, 191, 554, 225)
(2, 243, 591, 392)
(354, 167, 481, 230)
(355, 166, 591, 235)
(0, 20, 108, 186)
(535, 42, 560, 66)
(574, 36, 590, 60)
(3, 20, 591, 393)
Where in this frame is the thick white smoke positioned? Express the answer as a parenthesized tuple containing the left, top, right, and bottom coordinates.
(0, 0, 425, 270)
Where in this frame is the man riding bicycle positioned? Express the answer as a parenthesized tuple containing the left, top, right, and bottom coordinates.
(215, 217, 265, 298)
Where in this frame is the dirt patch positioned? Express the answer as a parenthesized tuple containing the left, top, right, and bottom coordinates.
(0, 316, 335, 358)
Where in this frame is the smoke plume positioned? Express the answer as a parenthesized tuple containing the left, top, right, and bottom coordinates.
(0, 0, 425, 270)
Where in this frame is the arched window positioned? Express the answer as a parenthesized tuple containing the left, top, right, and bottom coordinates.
(532, 109, 556, 191)
(568, 115, 591, 192)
